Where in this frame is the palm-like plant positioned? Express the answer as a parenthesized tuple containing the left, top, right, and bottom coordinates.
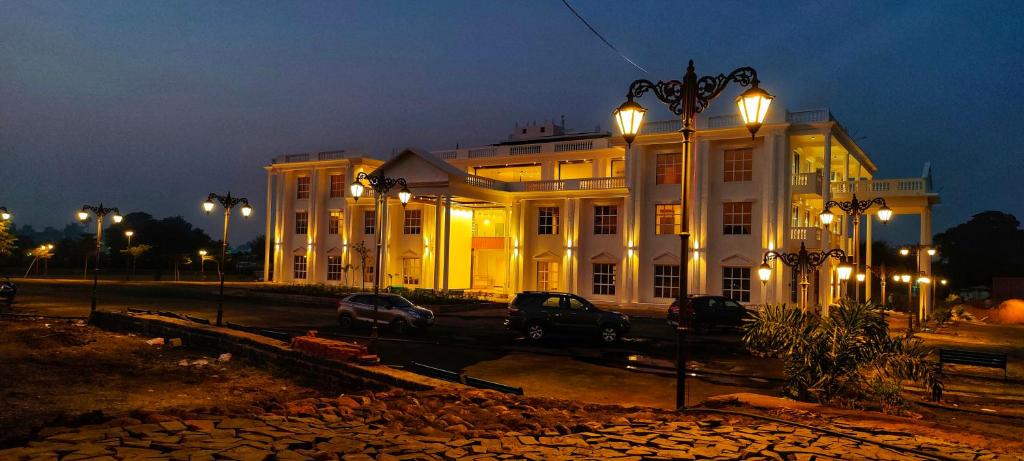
(744, 300, 942, 410)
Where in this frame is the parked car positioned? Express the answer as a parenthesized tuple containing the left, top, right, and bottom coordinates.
(667, 295, 751, 332)
(0, 278, 14, 306)
(336, 293, 435, 334)
(504, 291, 630, 343)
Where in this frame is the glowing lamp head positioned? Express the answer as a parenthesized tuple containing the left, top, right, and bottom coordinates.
(836, 259, 853, 281)
(613, 98, 647, 146)
(241, 204, 253, 218)
(202, 199, 216, 214)
(398, 186, 412, 205)
(199, 249, 207, 256)
(46, 244, 54, 250)
(349, 180, 365, 201)
(893, 275, 900, 282)
(124, 230, 134, 238)
(0, 211, 10, 221)
(899, 247, 910, 256)
(77, 210, 89, 222)
(856, 273, 866, 283)
(819, 209, 836, 226)
(877, 205, 893, 223)
(918, 275, 931, 285)
(757, 263, 772, 283)
(111, 213, 123, 224)
(941, 279, 948, 285)
(900, 274, 911, 283)
(927, 248, 936, 256)
(736, 85, 774, 139)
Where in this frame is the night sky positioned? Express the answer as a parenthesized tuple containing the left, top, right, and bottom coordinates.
(2, 0, 1021, 243)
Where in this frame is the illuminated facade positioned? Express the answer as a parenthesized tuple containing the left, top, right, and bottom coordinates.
(264, 109, 939, 309)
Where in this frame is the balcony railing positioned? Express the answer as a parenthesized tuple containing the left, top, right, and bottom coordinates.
(470, 176, 627, 193)
(272, 150, 358, 164)
(789, 227, 822, 247)
(792, 171, 823, 196)
(432, 138, 610, 160)
(831, 178, 928, 197)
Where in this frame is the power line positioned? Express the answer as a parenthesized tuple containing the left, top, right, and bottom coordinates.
(560, 0, 648, 74)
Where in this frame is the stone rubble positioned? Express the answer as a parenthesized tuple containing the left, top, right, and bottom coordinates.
(0, 389, 1013, 461)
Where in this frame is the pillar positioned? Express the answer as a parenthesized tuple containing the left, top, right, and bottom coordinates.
(820, 131, 832, 310)
(263, 171, 274, 283)
(433, 196, 443, 291)
(865, 215, 873, 301)
(308, 170, 320, 282)
(442, 196, 451, 291)
(920, 207, 933, 320)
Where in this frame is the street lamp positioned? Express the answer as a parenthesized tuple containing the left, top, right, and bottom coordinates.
(761, 242, 848, 312)
(198, 249, 208, 274)
(819, 194, 892, 302)
(350, 172, 412, 340)
(124, 230, 134, 281)
(77, 203, 122, 315)
(202, 192, 252, 326)
(0, 207, 11, 221)
(899, 244, 937, 320)
(614, 60, 772, 411)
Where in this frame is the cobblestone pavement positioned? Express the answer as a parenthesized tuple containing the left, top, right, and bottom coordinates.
(2, 389, 1016, 461)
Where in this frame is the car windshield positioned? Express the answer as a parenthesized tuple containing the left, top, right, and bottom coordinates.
(383, 295, 414, 308)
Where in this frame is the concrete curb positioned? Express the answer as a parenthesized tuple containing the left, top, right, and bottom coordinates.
(89, 310, 465, 393)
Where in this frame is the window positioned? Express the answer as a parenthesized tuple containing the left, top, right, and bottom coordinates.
(296, 177, 310, 199)
(592, 263, 616, 295)
(593, 205, 617, 235)
(536, 262, 559, 290)
(364, 210, 376, 234)
(610, 158, 625, 177)
(329, 210, 343, 235)
(655, 204, 681, 235)
(656, 153, 682, 184)
(474, 163, 542, 182)
(403, 258, 421, 285)
(363, 265, 375, 284)
(723, 202, 752, 235)
(293, 255, 307, 280)
(541, 296, 561, 308)
(723, 266, 751, 302)
(654, 265, 680, 299)
(567, 296, 588, 310)
(538, 207, 559, 235)
(295, 211, 308, 235)
(327, 256, 342, 281)
(329, 174, 344, 198)
(404, 209, 422, 235)
(791, 206, 799, 227)
(558, 160, 592, 180)
(724, 149, 752, 182)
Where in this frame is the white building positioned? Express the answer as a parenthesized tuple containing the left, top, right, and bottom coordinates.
(263, 109, 939, 311)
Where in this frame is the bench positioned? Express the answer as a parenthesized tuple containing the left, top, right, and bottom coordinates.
(939, 348, 1008, 380)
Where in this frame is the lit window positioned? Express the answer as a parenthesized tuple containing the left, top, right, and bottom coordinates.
(329, 210, 343, 235)
(592, 263, 616, 295)
(724, 149, 752, 182)
(558, 160, 593, 180)
(296, 177, 310, 199)
(404, 209, 422, 235)
(536, 262, 559, 290)
(654, 265, 680, 299)
(656, 153, 681, 184)
(655, 204, 681, 235)
(293, 255, 307, 280)
(723, 202, 752, 235)
(723, 266, 751, 302)
(295, 211, 308, 235)
(538, 207, 559, 235)
(327, 256, 342, 281)
(364, 210, 375, 234)
(610, 158, 625, 177)
(593, 205, 617, 235)
(329, 174, 345, 198)
(403, 258, 421, 285)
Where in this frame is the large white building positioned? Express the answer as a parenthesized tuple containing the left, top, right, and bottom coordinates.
(263, 108, 939, 310)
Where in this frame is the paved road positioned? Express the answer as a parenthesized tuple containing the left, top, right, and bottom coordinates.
(9, 280, 782, 408)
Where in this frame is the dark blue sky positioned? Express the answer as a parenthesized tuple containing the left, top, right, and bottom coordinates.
(2, 0, 1021, 242)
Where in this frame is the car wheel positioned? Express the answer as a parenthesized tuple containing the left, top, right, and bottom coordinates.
(338, 313, 354, 329)
(391, 318, 409, 335)
(599, 325, 620, 344)
(526, 323, 545, 341)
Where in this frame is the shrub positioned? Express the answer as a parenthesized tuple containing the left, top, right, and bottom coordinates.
(743, 300, 942, 411)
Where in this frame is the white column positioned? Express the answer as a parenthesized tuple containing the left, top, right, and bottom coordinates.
(920, 207, 933, 319)
(820, 131, 833, 310)
(274, 171, 287, 282)
(308, 170, 320, 282)
(263, 171, 274, 283)
(865, 215, 873, 301)
(443, 196, 451, 291)
(433, 196, 443, 291)
(697, 139, 711, 295)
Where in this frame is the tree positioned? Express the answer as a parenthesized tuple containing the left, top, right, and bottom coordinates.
(352, 242, 369, 289)
(933, 211, 1024, 288)
(744, 300, 942, 412)
(0, 220, 16, 257)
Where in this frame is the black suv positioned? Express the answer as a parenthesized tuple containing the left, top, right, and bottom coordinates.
(667, 295, 751, 332)
(504, 291, 630, 343)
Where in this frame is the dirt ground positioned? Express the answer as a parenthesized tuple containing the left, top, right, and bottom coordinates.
(0, 316, 328, 448)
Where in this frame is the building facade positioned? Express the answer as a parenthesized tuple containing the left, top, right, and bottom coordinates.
(264, 109, 939, 310)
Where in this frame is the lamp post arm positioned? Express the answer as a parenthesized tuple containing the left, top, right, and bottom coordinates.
(627, 79, 684, 116)
(763, 251, 800, 268)
(695, 66, 759, 113)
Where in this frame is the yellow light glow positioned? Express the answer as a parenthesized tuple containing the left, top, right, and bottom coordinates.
(900, 274, 911, 283)
(613, 99, 647, 144)
(398, 187, 412, 205)
(125, 230, 134, 237)
(627, 248, 634, 258)
(199, 249, 207, 256)
(893, 275, 900, 282)
(927, 248, 936, 256)
(736, 86, 774, 137)
(899, 248, 910, 256)
(856, 273, 866, 282)
(203, 200, 215, 213)
(757, 263, 772, 282)
(836, 260, 853, 281)
(77, 211, 89, 221)
(349, 181, 365, 198)
(241, 205, 253, 217)
(1, 212, 10, 220)
(819, 210, 835, 226)
(941, 279, 948, 285)
(483, 219, 490, 226)
(877, 206, 893, 222)
(112, 214, 123, 224)
(918, 276, 931, 284)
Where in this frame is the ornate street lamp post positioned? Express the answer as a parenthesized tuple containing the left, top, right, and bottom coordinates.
(202, 192, 253, 326)
(350, 172, 412, 340)
(198, 249, 208, 274)
(857, 263, 888, 306)
(614, 60, 773, 410)
(758, 242, 851, 311)
(899, 244, 936, 323)
(819, 194, 892, 302)
(77, 204, 123, 315)
(124, 230, 134, 281)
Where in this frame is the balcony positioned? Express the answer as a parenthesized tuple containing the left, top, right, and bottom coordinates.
(271, 149, 356, 164)
(831, 178, 928, 197)
(432, 138, 610, 161)
(462, 175, 626, 193)
(792, 171, 823, 196)
(789, 227, 822, 248)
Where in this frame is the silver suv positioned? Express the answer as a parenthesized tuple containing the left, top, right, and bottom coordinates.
(337, 293, 435, 334)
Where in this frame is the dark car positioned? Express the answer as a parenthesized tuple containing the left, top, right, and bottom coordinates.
(504, 291, 630, 343)
(0, 278, 15, 307)
(667, 295, 751, 332)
